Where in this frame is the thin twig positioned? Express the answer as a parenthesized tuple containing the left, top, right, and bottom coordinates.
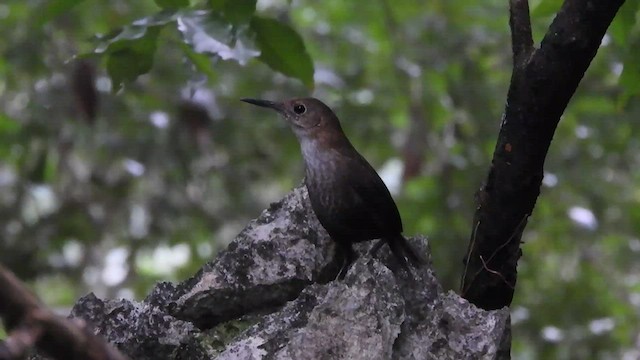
(460, 220, 481, 293)
(480, 256, 515, 290)
(462, 215, 528, 294)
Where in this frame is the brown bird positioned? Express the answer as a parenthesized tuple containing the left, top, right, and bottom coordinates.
(242, 97, 424, 278)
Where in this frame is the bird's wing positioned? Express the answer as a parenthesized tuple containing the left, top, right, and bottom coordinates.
(340, 152, 403, 236)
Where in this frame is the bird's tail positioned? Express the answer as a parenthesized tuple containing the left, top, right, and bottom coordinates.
(371, 234, 426, 270)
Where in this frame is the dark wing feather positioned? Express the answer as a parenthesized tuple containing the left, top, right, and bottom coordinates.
(332, 152, 403, 241)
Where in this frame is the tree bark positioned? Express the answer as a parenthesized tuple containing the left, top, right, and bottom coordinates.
(0, 264, 127, 360)
(461, 0, 626, 310)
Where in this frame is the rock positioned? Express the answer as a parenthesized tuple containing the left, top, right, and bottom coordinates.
(172, 187, 337, 329)
(59, 186, 510, 360)
(218, 259, 404, 360)
(68, 293, 210, 360)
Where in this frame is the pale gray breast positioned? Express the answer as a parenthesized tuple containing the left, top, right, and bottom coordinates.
(300, 139, 341, 210)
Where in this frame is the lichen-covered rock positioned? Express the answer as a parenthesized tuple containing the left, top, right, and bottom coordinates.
(394, 288, 510, 359)
(218, 259, 405, 360)
(55, 186, 511, 360)
(173, 187, 337, 329)
(216, 235, 509, 360)
(69, 293, 211, 360)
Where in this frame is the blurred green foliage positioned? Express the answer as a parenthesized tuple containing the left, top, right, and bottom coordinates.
(0, 0, 639, 358)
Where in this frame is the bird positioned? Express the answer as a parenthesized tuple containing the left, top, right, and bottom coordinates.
(241, 97, 424, 279)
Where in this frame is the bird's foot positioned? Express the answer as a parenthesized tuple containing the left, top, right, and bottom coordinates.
(334, 243, 358, 281)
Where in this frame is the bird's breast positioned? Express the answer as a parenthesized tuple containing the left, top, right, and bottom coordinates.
(300, 143, 342, 209)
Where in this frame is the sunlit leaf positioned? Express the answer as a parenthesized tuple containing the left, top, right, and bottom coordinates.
(89, 10, 177, 55)
(250, 16, 314, 88)
(180, 42, 217, 80)
(131, 11, 182, 27)
(99, 26, 163, 91)
(177, 10, 260, 65)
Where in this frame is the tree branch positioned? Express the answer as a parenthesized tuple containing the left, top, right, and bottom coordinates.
(0, 263, 128, 360)
(509, 0, 534, 64)
(460, 0, 625, 310)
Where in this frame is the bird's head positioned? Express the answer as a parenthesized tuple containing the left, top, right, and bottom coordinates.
(241, 97, 345, 142)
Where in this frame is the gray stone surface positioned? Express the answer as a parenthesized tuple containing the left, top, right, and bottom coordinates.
(68, 293, 210, 360)
(61, 186, 510, 360)
(218, 259, 405, 360)
(173, 187, 337, 329)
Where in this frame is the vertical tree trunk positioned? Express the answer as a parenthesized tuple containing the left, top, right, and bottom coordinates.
(461, 0, 626, 310)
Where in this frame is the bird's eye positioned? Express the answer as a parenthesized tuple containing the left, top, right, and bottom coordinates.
(293, 104, 306, 114)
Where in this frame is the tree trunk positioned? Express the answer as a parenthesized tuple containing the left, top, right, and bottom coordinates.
(460, 0, 626, 310)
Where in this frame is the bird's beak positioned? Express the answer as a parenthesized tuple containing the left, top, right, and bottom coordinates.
(241, 98, 284, 112)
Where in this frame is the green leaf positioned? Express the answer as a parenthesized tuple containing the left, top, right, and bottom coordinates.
(155, 0, 190, 10)
(180, 42, 217, 80)
(250, 16, 314, 88)
(35, 0, 86, 26)
(177, 11, 260, 65)
(209, 0, 256, 24)
(99, 26, 163, 91)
